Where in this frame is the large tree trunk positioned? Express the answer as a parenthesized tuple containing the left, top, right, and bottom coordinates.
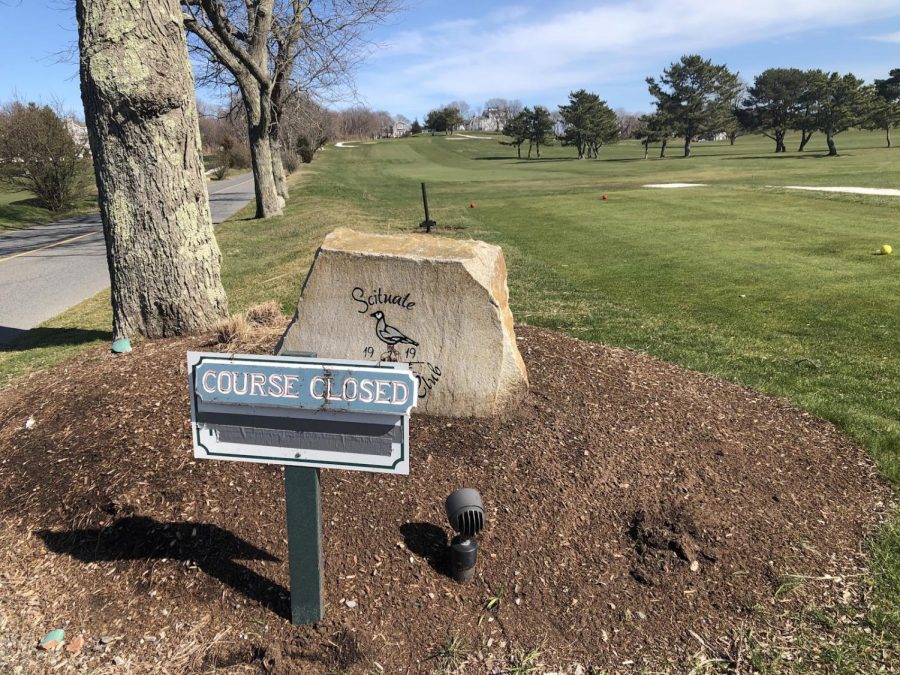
(660, 138, 667, 158)
(683, 136, 692, 158)
(76, 0, 227, 340)
(826, 133, 838, 156)
(798, 129, 813, 152)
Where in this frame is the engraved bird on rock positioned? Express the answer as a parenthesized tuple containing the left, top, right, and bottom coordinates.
(370, 310, 418, 361)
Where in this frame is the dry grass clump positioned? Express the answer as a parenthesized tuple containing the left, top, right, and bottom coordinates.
(212, 313, 249, 345)
(245, 301, 285, 327)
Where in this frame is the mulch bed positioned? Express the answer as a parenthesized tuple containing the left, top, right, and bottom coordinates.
(0, 324, 890, 673)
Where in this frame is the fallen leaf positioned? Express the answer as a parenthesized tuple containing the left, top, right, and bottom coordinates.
(66, 636, 85, 654)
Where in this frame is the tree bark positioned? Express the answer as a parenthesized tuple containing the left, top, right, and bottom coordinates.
(660, 138, 667, 158)
(643, 142, 649, 159)
(886, 126, 892, 148)
(775, 130, 786, 153)
(243, 87, 283, 218)
(683, 136, 692, 158)
(270, 137, 289, 201)
(77, 0, 228, 340)
(826, 133, 838, 156)
(798, 129, 813, 152)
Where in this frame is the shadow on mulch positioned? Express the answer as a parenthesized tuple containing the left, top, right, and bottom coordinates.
(400, 522, 451, 578)
(36, 516, 290, 620)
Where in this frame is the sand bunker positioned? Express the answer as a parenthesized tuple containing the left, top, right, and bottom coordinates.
(780, 186, 900, 197)
(644, 183, 707, 188)
(334, 141, 358, 148)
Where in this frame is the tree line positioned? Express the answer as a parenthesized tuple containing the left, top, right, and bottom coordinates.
(422, 56, 900, 160)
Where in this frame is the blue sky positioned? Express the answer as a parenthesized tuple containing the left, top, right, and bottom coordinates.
(2, 0, 900, 121)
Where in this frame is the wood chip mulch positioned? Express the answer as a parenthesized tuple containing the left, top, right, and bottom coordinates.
(0, 325, 890, 673)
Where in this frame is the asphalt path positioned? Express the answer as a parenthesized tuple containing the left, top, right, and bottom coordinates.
(0, 173, 255, 345)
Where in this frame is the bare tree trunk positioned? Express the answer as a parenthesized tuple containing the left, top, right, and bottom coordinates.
(77, 0, 227, 340)
(244, 89, 283, 218)
(660, 138, 667, 158)
(826, 133, 838, 156)
(643, 141, 649, 159)
(886, 126, 892, 148)
(684, 136, 692, 158)
(798, 129, 813, 152)
(270, 136, 289, 200)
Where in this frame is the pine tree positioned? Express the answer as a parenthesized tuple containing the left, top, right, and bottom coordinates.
(646, 55, 741, 158)
(527, 106, 555, 158)
(558, 90, 619, 159)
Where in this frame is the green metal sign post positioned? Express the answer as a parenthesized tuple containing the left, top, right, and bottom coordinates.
(187, 349, 417, 626)
(281, 350, 323, 625)
(285, 465, 323, 624)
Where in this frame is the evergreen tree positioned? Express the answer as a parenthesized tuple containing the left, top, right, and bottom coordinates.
(526, 106, 555, 158)
(637, 112, 673, 159)
(443, 106, 464, 135)
(741, 68, 809, 152)
(424, 108, 444, 134)
(500, 109, 530, 158)
(558, 90, 619, 159)
(806, 72, 869, 156)
(870, 69, 900, 148)
(646, 54, 741, 158)
(410, 118, 422, 135)
(791, 70, 828, 151)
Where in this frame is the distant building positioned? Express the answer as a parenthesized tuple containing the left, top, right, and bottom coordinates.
(698, 131, 727, 142)
(468, 107, 504, 133)
(392, 121, 411, 138)
(65, 118, 89, 147)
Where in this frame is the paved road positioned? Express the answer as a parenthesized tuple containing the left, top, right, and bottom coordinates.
(0, 173, 255, 345)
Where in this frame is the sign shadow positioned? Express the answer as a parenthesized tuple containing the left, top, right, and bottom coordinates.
(36, 515, 290, 620)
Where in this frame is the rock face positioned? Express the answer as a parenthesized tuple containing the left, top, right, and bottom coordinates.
(278, 228, 528, 417)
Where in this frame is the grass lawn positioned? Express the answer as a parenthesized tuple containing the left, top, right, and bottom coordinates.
(1, 128, 897, 669)
(0, 183, 97, 231)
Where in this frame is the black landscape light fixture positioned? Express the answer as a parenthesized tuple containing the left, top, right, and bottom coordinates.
(445, 488, 485, 582)
(419, 182, 436, 232)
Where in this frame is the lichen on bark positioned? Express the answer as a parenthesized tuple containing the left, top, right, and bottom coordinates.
(77, 0, 228, 340)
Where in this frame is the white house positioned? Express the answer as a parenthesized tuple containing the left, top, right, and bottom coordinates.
(468, 107, 505, 133)
(392, 120, 411, 138)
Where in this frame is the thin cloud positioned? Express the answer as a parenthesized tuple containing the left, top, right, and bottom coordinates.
(869, 30, 900, 42)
